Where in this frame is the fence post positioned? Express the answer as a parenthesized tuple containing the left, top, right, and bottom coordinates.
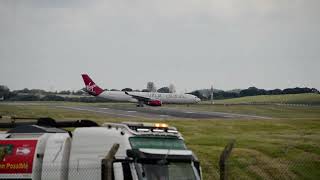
(102, 143, 120, 180)
(219, 140, 235, 180)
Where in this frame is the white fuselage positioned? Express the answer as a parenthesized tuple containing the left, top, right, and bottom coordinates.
(98, 91, 201, 104)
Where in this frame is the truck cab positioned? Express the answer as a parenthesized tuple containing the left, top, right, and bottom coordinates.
(0, 117, 201, 180)
(68, 122, 201, 180)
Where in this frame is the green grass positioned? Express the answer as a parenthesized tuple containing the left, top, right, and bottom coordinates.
(208, 93, 320, 105)
(80, 99, 320, 119)
(0, 102, 320, 180)
(164, 104, 320, 119)
(0, 103, 137, 124)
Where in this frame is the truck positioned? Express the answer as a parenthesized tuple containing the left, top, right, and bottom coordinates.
(0, 116, 201, 180)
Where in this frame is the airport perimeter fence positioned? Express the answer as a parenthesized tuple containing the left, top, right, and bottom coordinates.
(0, 160, 319, 180)
(0, 141, 319, 180)
(0, 159, 202, 180)
(211, 141, 320, 180)
(0, 163, 102, 179)
(222, 159, 320, 180)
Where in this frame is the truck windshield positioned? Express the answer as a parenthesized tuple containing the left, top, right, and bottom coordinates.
(129, 137, 186, 150)
(136, 162, 199, 180)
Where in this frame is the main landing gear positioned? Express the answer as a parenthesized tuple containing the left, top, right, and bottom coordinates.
(136, 101, 144, 107)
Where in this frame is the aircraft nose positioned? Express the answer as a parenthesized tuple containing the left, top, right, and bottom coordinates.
(196, 97, 201, 103)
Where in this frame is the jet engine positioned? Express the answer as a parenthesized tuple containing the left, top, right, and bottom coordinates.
(146, 99, 162, 106)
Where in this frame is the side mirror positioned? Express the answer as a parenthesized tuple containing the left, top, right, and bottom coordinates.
(126, 149, 135, 158)
(126, 149, 141, 158)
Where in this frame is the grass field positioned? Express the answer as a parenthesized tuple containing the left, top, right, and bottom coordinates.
(164, 104, 320, 119)
(207, 93, 320, 105)
(81, 101, 320, 119)
(0, 102, 319, 180)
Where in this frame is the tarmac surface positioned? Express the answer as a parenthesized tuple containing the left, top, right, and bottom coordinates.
(56, 105, 271, 120)
(0, 102, 271, 120)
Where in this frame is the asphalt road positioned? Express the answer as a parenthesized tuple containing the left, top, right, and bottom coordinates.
(56, 105, 271, 120)
(0, 102, 271, 120)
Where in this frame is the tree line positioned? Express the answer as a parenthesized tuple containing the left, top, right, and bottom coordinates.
(110, 82, 176, 93)
(0, 82, 176, 102)
(189, 87, 319, 100)
(0, 85, 115, 102)
(0, 84, 318, 102)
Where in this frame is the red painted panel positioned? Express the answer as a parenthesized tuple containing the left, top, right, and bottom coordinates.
(0, 140, 37, 174)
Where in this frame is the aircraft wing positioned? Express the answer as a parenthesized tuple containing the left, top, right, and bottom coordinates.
(125, 92, 162, 106)
(125, 92, 152, 102)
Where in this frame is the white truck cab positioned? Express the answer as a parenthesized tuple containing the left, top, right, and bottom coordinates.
(0, 117, 201, 180)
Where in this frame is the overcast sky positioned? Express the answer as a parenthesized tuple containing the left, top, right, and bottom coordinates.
(0, 0, 319, 92)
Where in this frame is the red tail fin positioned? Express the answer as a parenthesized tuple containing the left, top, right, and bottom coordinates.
(81, 74, 104, 96)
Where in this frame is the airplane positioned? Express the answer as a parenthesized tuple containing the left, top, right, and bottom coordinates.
(81, 74, 201, 107)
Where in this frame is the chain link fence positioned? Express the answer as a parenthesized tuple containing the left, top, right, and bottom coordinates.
(204, 141, 320, 180)
(226, 159, 320, 180)
(0, 150, 319, 180)
(0, 162, 102, 179)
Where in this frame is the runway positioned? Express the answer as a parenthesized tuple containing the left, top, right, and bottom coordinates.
(0, 102, 270, 120)
(56, 105, 271, 120)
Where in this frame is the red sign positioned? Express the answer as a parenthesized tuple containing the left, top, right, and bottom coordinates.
(0, 140, 37, 174)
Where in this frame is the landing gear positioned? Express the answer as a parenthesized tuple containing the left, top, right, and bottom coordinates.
(136, 101, 144, 107)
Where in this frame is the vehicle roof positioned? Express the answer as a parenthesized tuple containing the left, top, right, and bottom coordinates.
(7, 125, 68, 134)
